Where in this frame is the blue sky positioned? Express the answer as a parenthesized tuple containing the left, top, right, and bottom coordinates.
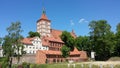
(0, 0, 120, 37)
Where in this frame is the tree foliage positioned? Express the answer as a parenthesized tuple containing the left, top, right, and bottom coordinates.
(60, 31, 75, 51)
(0, 38, 2, 45)
(89, 20, 115, 60)
(27, 31, 40, 38)
(2, 22, 24, 67)
(60, 31, 75, 58)
(114, 23, 120, 56)
(61, 45, 70, 58)
(75, 36, 89, 50)
(75, 36, 92, 56)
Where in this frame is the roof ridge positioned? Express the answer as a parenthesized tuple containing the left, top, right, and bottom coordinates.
(51, 29, 63, 32)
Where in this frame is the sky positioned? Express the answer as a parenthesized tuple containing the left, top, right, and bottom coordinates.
(0, 0, 120, 37)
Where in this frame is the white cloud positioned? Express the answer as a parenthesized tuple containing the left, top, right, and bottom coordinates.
(70, 20, 74, 26)
(79, 18, 88, 23)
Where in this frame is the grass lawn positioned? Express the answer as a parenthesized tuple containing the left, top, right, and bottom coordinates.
(15, 62, 120, 68)
(37, 63, 120, 68)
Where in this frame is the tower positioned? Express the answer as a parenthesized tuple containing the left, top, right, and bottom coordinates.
(37, 8, 51, 37)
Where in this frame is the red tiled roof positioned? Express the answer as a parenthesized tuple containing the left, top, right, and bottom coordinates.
(22, 29, 77, 46)
(50, 29, 76, 41)
(41, 29, 77, 46)
(70, 47, 80, 55)
(44, 36, 63, 43)
(39, 50, 62, 55)
(37, 13, 51, 22)
(51, 29, 62, 39)
(40, 13, 48, 20)
(38, 47, 81, 55)
(21, 38, 34, 45)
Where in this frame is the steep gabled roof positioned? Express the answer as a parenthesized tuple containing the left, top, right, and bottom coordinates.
(40, 12, 48, 20)
(21, 38, 34, 45)
(37, 9, 51, 22)
(41, 29, 77, 46)
(51, 29, 77, 40)
(70, 47, 80, 55)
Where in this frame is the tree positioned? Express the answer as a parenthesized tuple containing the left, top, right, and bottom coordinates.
(75, 36, 92, 56)
(89, 20, 115, 60)
(0, 37, 2, 45)
(2, 36, 13, 67)
(2, 22, 24, 67)
(27, 31, 40, 38)
(114, 23, 120, 56)
(60, 31, 75, 51)
(61, 45, 70, 58)
(60, 31, 75, 58)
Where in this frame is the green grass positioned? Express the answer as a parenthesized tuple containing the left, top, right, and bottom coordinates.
(11, 63, 120, 68)
(37, 64, 120, 68)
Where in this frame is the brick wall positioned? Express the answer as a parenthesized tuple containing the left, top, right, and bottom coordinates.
(12, 54, 36, 64)
(36, 50, 47, 64)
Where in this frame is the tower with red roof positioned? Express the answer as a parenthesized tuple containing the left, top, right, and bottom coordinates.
(37, 8, 51, 37)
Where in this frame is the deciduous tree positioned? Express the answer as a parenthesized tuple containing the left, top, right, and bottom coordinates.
(27, 31, 40, 38)
(75, 36, 92, 56)
(89, 20, 115, 60)
(2, 22, 24, 67)
(114, 23, 120, 56)
(0, 38, 2, 45)
(60, 31, 75, 58)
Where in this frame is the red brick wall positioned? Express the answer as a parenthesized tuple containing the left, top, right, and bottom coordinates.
(36, 50, 47, 64)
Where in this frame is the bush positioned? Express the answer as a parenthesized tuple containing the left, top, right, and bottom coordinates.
(0, 57, 6, 62)
(0, 64, 2, 68)
(12, 64, 18, 68)
(30, 64, 36, 68)
(22, 62, 29, 68)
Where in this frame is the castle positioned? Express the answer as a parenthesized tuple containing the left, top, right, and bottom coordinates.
(22, 9, 88, 64)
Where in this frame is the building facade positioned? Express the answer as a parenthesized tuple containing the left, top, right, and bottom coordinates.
(22, 37, 48, 54)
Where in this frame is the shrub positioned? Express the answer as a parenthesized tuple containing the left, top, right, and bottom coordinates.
(30, 64, 36, 68)
(12, 64, 18, 68)
(22, 62, 29, 68)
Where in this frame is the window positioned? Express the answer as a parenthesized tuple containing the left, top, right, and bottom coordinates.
(33, 51, 34, 54)
(36, 47, 38, 49)
(29, 47, 31, 49)
(43, 48, 45, 50)
(36, 41, 38, 43)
